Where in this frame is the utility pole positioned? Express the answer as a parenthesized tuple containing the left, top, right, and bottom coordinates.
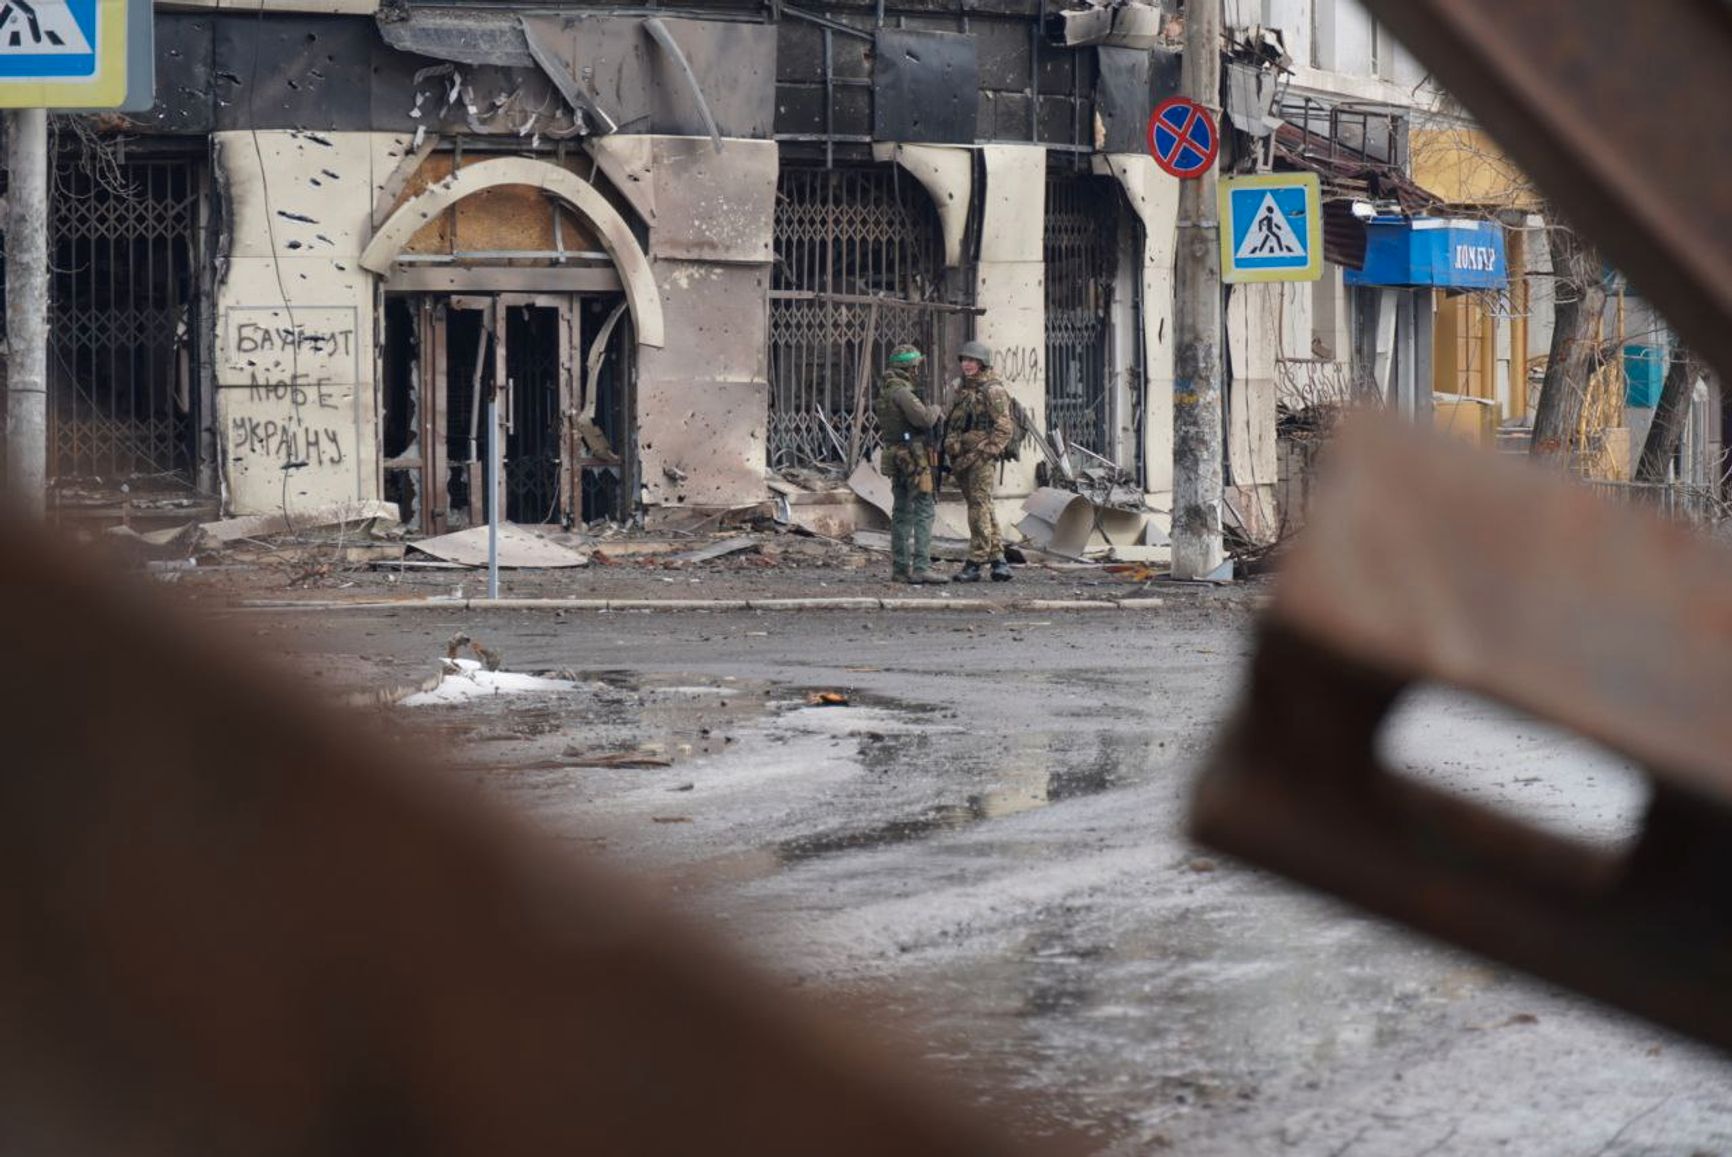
(1171, 0, 1224, 580)
(5, 108, 49, 517)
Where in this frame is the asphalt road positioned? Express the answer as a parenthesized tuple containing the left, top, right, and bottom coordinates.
(254, 597, 1732, 1155)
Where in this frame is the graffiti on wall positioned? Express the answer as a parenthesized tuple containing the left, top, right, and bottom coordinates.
(220, 307, 358, 472)
(992, 344, 1042, 386)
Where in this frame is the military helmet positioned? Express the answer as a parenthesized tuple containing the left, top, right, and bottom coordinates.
(958, 339, 993, 366)
(888, 343, 924, 366)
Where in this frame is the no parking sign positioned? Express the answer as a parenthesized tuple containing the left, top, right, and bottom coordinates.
(1146, 96, 1218, 180)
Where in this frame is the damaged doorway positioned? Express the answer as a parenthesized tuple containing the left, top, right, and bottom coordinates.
(1044, 173, 1142, 473)
(382, 292, 633, 533)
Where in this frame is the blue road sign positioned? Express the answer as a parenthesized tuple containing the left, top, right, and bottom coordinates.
(0, 0, 131, 108)
(1218, 172, 1323, 283)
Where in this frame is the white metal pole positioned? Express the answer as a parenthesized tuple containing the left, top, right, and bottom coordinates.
(5, 108, 50, 517)
(487, 393, 500, 599)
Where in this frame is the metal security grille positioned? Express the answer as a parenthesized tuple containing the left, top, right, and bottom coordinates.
(49, 152, 202, 489)
(505, 304, 564, 524)
(769, 167, 944, 469)
(1044, 175, 1117, 458)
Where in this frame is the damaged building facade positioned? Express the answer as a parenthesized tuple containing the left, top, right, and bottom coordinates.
(34, 0, 1191, 532)
(26, 0, 1567, 540)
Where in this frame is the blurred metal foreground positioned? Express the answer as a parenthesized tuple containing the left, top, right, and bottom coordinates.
(0, 517, 1047, 1156)
(1192, 418, 1732, 1051)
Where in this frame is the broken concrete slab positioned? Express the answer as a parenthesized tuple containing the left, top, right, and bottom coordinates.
(671, 537, 760, 564)
(409, 524, 591, 569)
(201, 501, 403, 546)
(103, 522, 203, 561)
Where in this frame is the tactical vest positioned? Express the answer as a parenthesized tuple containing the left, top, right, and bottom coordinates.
(951, 373, 1020, 462)
(874, 373, 926, 444)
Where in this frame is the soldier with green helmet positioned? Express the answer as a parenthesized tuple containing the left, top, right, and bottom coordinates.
(942, 340, 1015, 582)
(873, 343, 947, 584)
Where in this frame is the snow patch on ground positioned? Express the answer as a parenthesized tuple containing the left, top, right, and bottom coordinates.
(401, 659, 577, 706)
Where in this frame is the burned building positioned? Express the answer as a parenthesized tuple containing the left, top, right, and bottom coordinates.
(16, 0, 1185, 534)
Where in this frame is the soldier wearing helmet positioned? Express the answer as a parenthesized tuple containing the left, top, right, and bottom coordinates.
(873, 343, 947, 584)
(942, 340, 1015, 582)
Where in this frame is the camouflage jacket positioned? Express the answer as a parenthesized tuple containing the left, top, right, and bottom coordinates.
(874, 370, 941, 445)
(942, 372, 1014, 468)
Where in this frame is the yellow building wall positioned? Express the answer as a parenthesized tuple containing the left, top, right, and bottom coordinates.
(1411, 127, 1542, 211)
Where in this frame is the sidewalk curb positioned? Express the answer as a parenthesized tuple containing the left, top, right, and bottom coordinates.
(233, 595, 1164, 614)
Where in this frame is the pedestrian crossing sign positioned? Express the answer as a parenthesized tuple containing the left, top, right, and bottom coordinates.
(1218, 172, 1323, 283)
(0, 0, 129, 109)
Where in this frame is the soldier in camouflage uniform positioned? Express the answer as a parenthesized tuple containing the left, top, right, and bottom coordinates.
(942, 340, 1015, 583)
(873, 343, 947, 584)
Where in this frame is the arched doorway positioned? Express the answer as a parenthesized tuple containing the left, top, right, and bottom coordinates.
(366, 157, 660, 531)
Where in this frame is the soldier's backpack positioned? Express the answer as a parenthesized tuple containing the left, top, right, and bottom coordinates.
(1000, 396, 1036, 463)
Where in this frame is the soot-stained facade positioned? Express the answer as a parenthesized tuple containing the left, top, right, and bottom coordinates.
(37, 0, 1190, 531)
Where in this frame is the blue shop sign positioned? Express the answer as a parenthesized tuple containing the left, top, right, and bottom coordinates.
(1344, 217, 1508, 290)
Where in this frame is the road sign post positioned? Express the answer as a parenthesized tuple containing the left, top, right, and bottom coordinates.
(1218, 172, 1324, 283)
(1167, 5, 1226, 583)
(5, 106, 48, 516)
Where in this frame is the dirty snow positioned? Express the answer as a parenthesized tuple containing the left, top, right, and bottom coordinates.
(400, 658, 577, 706)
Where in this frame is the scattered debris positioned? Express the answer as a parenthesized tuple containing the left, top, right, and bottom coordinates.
(1018, 487, 1161, 559)
(1052, 0, 1164, 49)
(672, 536, 760, 564)
(852, 529, 972, 562)
(199, 501, 402, 547)
(806, 691, 851, 707)
(105, 522, 203, 553)
(409, 524, 590, 569)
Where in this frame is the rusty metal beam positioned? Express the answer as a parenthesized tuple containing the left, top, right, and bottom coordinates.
(0, 516, 1045, 1155)
(1192, 420, 1732, 1051)
(1358, 0, 1732, 381)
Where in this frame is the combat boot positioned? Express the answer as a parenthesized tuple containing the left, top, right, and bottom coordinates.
(907, 569, 947, 585)
(952, 561, 984, 583)
(890, 567, 911, 583)
(990, 558, 1013, 583)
